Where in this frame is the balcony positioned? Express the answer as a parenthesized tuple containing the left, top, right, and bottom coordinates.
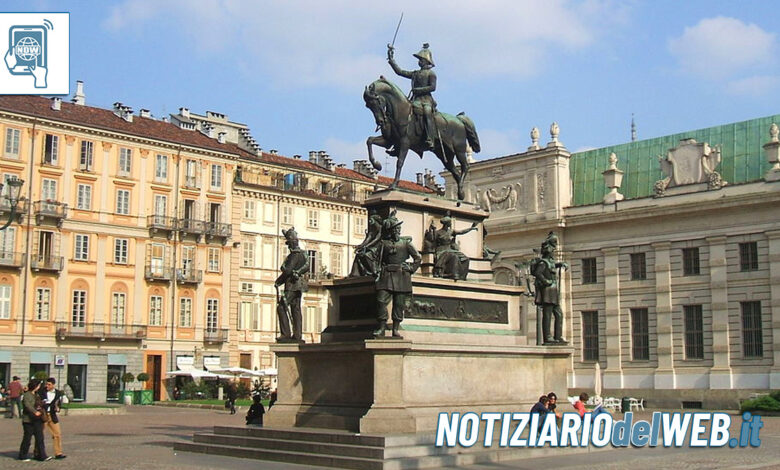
(178, 218, 205, 239)
(0, 197, 28, 223)
(203, 328, 228, 344)
(30, 252, 64, 272)
(205, 221, 232, 243)
(182, 175, 199, 189)
(0, 251, 25, 269)
(147, 215, 176, 237)
(144, 264, 174, 282)
(55, 322, 147, 341)
(33, 200, 67, 227)
(176, 268, 203, 284)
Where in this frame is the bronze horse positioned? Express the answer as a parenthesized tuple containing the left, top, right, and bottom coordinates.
(363, 77, 480, 200)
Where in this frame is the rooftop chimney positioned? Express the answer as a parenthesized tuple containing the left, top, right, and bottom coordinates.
(309, 151, 318, 163)
(200, 122, 214, 138)
(416, 172, 423, 185)
(50, 97, 61, 111)
(270, 149, 278, 155)
(71, 80, 85, 105)
(179, 107, 190, 119)
(113, 102, 133, 122)
(293, 154, 301, 160)
(217, 132, 226, 144)
(139, 109, 151, 118)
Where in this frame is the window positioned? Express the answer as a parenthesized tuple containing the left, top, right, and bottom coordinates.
(71, 290, 87, 327)
(154, 194, 167, 217)
(307, 249, 319, 276)
(307, 209, 319, 229)
(331, 248, 342, 276)
(43, 134, 58, 165)
(210, 164, 222, 190)
(282, 206, 293, 225)
(35, 288, 51, 321)
(207, 247, 220, 272)
(116, 189, 130, 215)
(331, 213, 343, 232)
(240, 282, 254, 294)
(244, 200, 256, 220)
(118, 148, 132, 176)
(739, 242, 759, 272)
(581, 311, 599, 361)
(76, 184, 92, 210)
(74, 234, 89, 261)
(149, 243, 166, 276)
(4, 128, 20, 157)
(179, 298, 192, 327)
(206, 299, 219, 332)
(149, 295, 163, 326)
(111, 292, 126, 326)
(0, 226, 15, 258)
(114, 238, 128, 264)
(582, 258, 597, 284)
(683, 305, 704, 359)
(41, 179, 57, 202)
(263, 203, 274, 224)
(242, 239, 255, 267)
(630, 253, 647, 280)
(184, 160, 198, 187)
(154, 154, 168, 182)
(239, 301, 259, 330)
(630, 308, 649, 360)
(355, 216, 366, 235)
(0, 284, 10, 319)
(208, 203, 221, 223)
(80, 141, 94, 171)
(180, 245, 195, 275)
(682, 248, 700, 276)
(305, 305, 322, 333)
(741, 301, 763, 358)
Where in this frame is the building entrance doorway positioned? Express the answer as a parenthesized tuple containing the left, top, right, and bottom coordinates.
(146, 354, 162, 401)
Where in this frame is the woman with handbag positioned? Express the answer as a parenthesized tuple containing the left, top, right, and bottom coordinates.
(18, 379, 51, 462)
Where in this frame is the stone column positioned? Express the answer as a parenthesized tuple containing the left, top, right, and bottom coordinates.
(653, 242, 675, 389)
(767, 231, 780, 388)
(602, 247, 623, 389)
(707, 236, 732, 388)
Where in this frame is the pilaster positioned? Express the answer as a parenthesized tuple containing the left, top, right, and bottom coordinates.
(767, 230, 780, 388)
(602, 247, 622, 389)
(652, 241, 675, 389)
(707, 236, 732, 388)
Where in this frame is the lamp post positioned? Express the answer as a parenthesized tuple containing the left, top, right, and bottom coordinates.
(0, 176, 24, 231)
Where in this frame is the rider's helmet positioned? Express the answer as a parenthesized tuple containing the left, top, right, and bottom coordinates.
(413, 43, 435, 67)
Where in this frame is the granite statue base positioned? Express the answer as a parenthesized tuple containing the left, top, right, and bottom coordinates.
(266, 339, 571, 434)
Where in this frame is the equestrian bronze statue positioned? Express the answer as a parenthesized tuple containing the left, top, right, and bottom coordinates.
(363, 43, 480, 201)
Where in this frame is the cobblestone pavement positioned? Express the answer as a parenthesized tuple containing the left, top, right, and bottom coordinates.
(0, 407, 777, 469)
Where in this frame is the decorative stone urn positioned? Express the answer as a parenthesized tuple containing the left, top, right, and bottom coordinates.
(602, 152, 624, 204)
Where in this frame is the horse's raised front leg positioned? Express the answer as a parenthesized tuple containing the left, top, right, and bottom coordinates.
(366, 136, 387, 171)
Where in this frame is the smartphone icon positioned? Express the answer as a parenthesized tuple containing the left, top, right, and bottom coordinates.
(9, 25, 46, 75)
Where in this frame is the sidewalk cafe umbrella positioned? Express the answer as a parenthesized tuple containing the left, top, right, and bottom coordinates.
(211, 367, 264, 378)
(257, 367, 278, 376)
(166, 369, 232, 380)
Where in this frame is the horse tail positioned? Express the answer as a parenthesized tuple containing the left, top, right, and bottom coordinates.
(457, 112, 480, 153)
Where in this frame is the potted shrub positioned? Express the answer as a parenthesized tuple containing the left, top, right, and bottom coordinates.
(136, 372, 153, 405)
(121, 372, 135, 405)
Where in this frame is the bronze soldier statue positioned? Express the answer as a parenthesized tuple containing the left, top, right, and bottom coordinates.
(374, 212, 421, 338)
(531, 232, 568, 345)
(349, 211, 383, 277)
(387, 43, 437, 152)
(275, 227, 309, 342)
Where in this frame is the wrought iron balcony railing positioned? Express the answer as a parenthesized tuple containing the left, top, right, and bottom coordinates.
(147, 215, 176, 232)
(178, 218, 205, 235)
(144, 264, 174, 281)
(33, 200, 68, 225)
(30, 253, 63, 272)
(0, 251, 25, 268)
(56, 322, 147, 341)
(176, 268, 203, 284)
(205, 221, 232, 239)
(203, 328, 228, 344)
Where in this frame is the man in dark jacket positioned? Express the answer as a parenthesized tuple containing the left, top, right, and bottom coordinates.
(18, 379, 49, 461)
(7, 375, 23, 418)
(38, 378, 66, 459)
(530, 395, 549, 430)
(225, 382, 238, 415)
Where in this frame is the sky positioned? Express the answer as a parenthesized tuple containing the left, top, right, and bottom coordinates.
(6, 1, 780, 181)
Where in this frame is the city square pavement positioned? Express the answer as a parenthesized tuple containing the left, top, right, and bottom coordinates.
(0, 406, 778, 469)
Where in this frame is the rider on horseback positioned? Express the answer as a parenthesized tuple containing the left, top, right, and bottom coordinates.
(387, 43, 437, 155)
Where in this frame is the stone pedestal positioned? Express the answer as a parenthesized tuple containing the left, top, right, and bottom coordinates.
(266, 340, 571, 433)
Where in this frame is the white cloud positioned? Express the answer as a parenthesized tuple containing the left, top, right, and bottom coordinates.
(725, 75, 780, 96)
(102, 0, 628, 90)
(668, 17, 775, 79)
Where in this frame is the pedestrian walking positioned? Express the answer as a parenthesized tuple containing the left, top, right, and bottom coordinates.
(39, 378, 67, 459)
(18, 379, 50, 461)
(226, 382, 237, 415)
(7, 376, 23, 419)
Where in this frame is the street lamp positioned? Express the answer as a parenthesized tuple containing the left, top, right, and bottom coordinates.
(0, 176, 24, 231)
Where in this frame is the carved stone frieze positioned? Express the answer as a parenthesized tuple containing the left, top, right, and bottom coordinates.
(655, 138, 727, 196)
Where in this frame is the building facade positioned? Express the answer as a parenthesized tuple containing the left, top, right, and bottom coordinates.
(455, 117, 780, 408)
